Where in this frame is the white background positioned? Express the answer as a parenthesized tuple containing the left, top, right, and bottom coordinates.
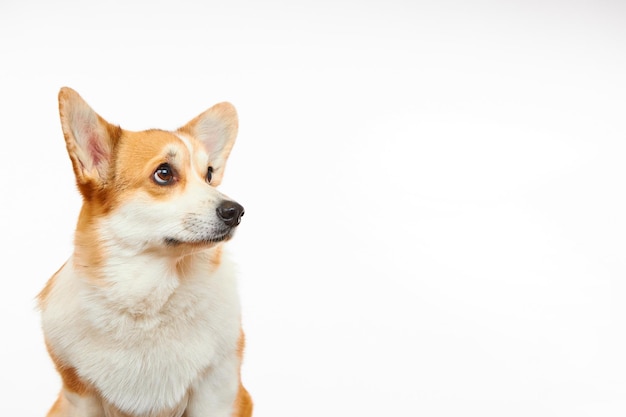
(1, 1, 625, 416)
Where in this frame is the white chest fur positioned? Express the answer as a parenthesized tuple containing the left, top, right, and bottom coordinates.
(41, 251, 242, 416)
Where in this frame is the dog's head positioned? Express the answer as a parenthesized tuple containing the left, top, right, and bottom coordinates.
(58, 87, 244, 256)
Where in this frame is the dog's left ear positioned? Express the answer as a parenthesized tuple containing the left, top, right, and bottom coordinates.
(178, 102, 238, 186)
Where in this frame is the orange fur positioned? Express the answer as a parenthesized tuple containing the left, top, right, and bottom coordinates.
(233, 330, 253, 417)
(37, 263, 64, 308)
(50, 356, 91, 396)
(113, 130, 191, 201)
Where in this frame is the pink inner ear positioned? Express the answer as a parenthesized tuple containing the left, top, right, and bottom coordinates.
(87, 131, 108, 167)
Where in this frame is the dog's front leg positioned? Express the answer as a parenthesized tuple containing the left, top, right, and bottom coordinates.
(185, 356, 241, 417)
(46, 388, 104, 417)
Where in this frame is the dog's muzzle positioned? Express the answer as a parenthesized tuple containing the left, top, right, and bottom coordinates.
(216, 200, 245, 227)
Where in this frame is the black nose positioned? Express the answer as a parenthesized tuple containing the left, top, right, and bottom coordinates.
(216, 200, 245, 227)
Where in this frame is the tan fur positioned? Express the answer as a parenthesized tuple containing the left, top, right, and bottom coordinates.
(232, 331, 253, 417)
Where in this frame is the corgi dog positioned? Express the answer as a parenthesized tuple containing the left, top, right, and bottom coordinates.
(38, 88, 252, 417)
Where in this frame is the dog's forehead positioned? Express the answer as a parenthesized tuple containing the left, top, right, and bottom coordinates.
(116, 130, 210, 181)
(123, 130, 207, 164)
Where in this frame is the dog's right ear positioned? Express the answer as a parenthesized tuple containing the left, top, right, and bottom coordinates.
(58, 87, 121, 197)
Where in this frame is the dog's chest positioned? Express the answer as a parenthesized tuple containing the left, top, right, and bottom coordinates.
(44, 257, 241, 415)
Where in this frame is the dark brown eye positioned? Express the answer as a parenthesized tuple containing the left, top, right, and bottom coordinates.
(154, 163, 175, 185)
(206, 166, 213, 184)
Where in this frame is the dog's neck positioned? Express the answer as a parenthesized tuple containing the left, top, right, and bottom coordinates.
(72, 224, 221, 318)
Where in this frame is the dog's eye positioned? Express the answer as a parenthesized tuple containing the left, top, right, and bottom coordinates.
(206, 166, 213, 184)
(154, 164, 175, 185)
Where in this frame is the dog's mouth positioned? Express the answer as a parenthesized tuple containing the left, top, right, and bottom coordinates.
(164, 230, 233, 247)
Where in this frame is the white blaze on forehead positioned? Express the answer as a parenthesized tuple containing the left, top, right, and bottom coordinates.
(175, 132, 210, 170)
(174, 132, 194, 153)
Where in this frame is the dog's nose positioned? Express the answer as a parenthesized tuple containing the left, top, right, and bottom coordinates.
(216, 200, 245, 227)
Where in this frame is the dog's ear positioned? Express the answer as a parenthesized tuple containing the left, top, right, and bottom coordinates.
(178, 102, 238, 186)
(58, 87, 121, 197)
